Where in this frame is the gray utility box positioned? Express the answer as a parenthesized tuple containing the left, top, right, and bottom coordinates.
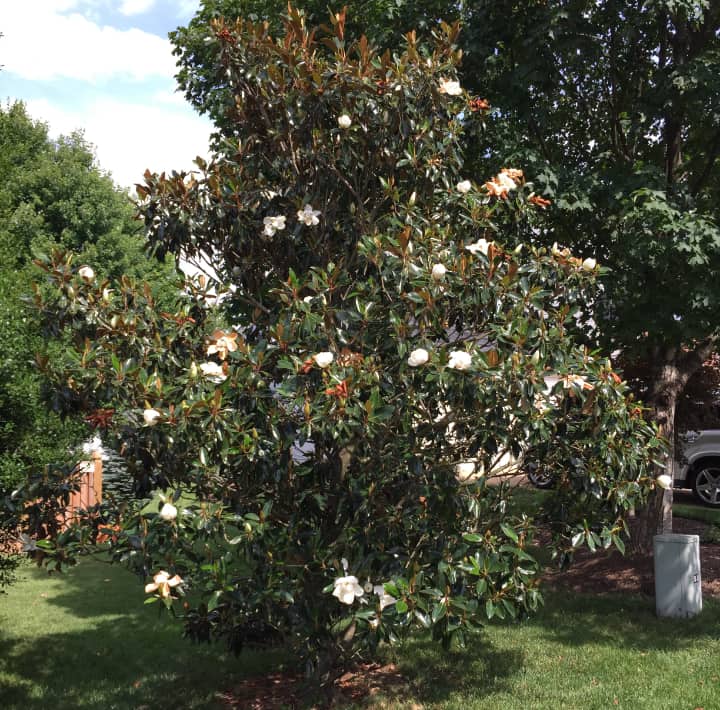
(653, 534, 702, 618)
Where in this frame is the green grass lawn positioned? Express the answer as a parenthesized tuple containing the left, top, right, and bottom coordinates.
(0, 559, 282, 710)
(388, 593, 720, 710)
(673, 500, 720, 526)
(2, 557, 720, 709)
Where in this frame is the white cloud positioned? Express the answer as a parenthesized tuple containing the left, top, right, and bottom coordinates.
(119, 0, 156, 16)
(0, 3, 176, 82)
(176, 0, 200, 18)
(24, 96, 211, 190)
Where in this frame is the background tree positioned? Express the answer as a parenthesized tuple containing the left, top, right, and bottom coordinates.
(27, 11, 661, 682)
(0, 101, 176, 499)
(456, 0, 720, 547)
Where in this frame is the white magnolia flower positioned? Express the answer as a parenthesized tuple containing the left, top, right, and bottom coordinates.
(438, 78, 462, 96)
(456, 180, 472, 194)
(496, 171, 518, 192)
(656, 474, 673, 490)
(143, 408, 162, 426)
(408, 348, 429, 367)
(82, 436, 103, 457)
(206, 330, 239, 360)
(159, 502, 178, 522)
(263, 215, 287, 237)
(337, 114, 352, 129)
(431, 263, 447, 281)
(581, 257, 598, 271)
(200, 361, 227, 383)
(455, 461, 476, 482)
(144, 570, 183, 599)
(78, 266, 95, 281)
(297, 204, 321, 226)
(561, 374, 593, 391)
(373, 584, 397, 611)
(332, 575, 364, 605)
(313, 351, 334, 368)
(465, 239, 490, 256)
(448, 351, 472, 371)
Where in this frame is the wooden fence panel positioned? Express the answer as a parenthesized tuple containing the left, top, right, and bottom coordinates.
(59, 451, 103, 531)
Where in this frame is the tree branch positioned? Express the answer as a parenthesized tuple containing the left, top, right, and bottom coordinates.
(691, 128, 720, 196)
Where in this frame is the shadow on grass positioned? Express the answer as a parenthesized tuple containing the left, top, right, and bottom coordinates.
(392, 636, 525, 705)
(521, 591, 720, 653)
(5, 560, 720, 709)
(0, 560, 284, 710)
(0, 622, 283, 710)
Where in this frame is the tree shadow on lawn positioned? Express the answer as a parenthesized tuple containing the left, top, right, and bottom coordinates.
(0, 622, 283, 710)
(0, 561, 284, 710)
(527, 591, 720, 653)
(387, 636, 525, 705)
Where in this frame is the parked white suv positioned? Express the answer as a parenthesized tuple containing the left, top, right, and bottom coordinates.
(674, 430, 720, 507)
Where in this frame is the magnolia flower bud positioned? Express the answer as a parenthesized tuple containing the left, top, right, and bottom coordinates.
(439, 78, 463, 96)
(78, 266, 95, 281)
(199, 361, 226, 383)
(407, 348, 429, 367)
(431, 263, 447, 281)
(408, 191, 417, 206)
(448, 351, 472, 371)
(582, 257, 598, 271)
(159, 502, 177, 521)
(337, 114, 352, 129)
(656, 474, 673, 490)
(189, 362, 199, 379)
(456, 180, 472, 194)
(143, 408, 162, 426)
(455, 461, 482, 485)
(102, 287, 111, 303)
(313, 351, 334, 368)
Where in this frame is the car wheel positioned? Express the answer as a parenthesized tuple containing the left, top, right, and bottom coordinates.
(692, 460, 720, 507)
(526, 463, 555, 489)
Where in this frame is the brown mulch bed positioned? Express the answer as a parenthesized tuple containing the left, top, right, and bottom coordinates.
(542, 517, 720, 598)
(219, 517, 720, 709)
(217, 663, 410, 709)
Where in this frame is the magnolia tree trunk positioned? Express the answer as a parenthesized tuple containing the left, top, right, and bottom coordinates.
(630, 340, 716, 556)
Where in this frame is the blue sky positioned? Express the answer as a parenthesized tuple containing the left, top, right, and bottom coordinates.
(0, 0, 212, 190)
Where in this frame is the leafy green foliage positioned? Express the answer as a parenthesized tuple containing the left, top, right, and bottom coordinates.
(170, 0, 461, 138)
(461, 0, 720, 372)
(27, 11, 661, 676)
(0, 102, 177, 496)
(0, 102, 180, 586)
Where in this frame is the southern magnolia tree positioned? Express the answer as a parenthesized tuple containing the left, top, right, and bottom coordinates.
(31, 13, 661, 670)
